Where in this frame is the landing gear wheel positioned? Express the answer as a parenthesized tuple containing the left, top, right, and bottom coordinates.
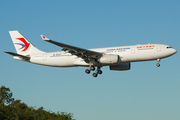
(90, 66, 95, 71)
(156, 59, 161, 67)
(93, 73, 98, 77)
(97, 70, 102, 74)
(156, 63, 160, 67)
(85, 69, 90, 74)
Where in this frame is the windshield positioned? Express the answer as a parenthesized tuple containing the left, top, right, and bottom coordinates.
(167, 46, 173, 49)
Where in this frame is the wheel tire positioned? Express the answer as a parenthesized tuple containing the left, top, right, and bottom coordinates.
(85, 69, 90, 74)
(90, 66, 95, 71)
(156, 63, 160, 67)
(97, 70, 102, 74)
(93, 73, 97, 77)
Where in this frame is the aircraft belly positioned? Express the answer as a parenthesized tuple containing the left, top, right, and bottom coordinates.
(73, 59, 89, 66)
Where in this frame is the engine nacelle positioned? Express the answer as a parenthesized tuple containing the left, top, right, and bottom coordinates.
(109, 63, 131, 71)
(98, 54, 120, 64)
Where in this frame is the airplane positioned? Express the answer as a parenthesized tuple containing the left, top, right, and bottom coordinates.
(4, 30, 177, 77)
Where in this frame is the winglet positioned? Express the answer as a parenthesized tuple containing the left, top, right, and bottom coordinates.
(40, 35, 50, 41)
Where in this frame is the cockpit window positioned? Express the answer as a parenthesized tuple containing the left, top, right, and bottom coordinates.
(167, 46, 173, 49)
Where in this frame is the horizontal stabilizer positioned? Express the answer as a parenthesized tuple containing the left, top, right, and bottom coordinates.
(4, 51, 30, 60)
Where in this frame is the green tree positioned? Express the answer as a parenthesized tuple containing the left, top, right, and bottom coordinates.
(0, 85, 14, 105)
(0, 85, 75, 120)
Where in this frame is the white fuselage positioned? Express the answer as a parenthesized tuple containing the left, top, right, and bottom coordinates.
(17, 44, 176, 67)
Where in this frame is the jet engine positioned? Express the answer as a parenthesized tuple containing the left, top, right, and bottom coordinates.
(109, 62, 131, 71)
(98, 54, 120, 64)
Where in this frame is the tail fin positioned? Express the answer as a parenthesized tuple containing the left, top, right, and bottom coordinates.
(9, 30, 44, 55)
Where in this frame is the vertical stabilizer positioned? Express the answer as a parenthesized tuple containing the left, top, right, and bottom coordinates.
(9, 30, 44, 55)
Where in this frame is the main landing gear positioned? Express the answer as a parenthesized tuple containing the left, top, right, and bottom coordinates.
(156, 59, 160, 67)
(85, 66, 102, 77)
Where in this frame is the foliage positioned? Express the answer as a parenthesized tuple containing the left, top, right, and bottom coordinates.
(0, 85, 14, 105)
(0, 85, 75, 120)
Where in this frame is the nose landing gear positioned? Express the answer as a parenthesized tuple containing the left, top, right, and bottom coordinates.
(156, 59, 160, 67)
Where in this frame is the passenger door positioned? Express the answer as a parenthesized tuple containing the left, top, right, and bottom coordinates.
(156, 45, 161, 52)
(131, 47, 135, 54)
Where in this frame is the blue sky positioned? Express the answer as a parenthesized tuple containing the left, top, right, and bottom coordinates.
(0, 1, 180, 120)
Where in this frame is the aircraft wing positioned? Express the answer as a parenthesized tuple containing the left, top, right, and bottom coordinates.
(40, 35, 103, 61)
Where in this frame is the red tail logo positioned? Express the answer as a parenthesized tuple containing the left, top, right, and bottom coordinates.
(16, 38, 30, 52)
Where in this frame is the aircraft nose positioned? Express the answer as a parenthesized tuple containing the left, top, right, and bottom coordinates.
(173, 49, 177, 54)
